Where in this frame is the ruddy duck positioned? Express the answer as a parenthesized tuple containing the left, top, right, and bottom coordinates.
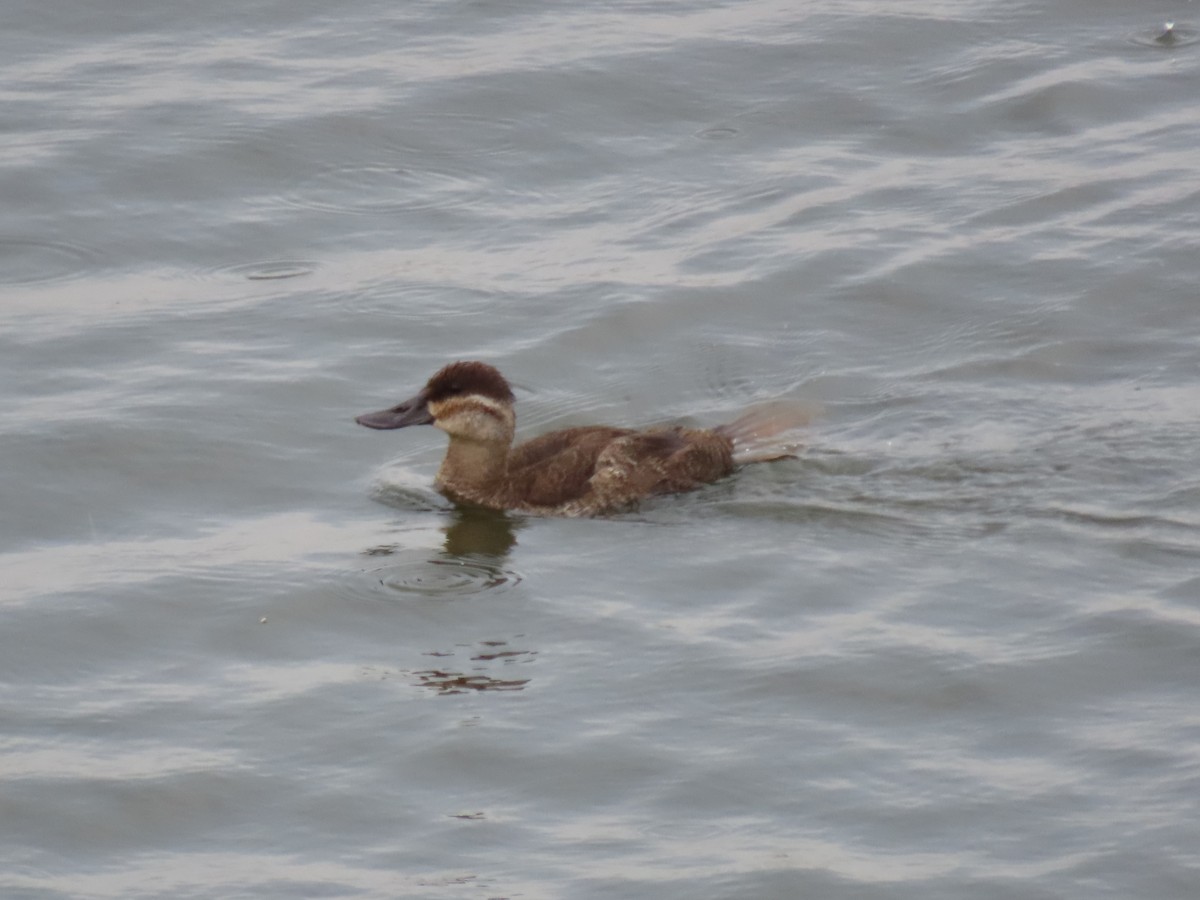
(356, 361, 806, 517)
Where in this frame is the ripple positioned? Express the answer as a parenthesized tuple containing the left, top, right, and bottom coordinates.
(1128, 21, 1200, 48)
(369, 479, 454, 514)
(350, 283, 498, 320)
(0, 237, 99, 285)
(696, 125, 739, 140)
(210, 260, 318, 281)
(347, 548, 522, 599)
(380, 111, 524, 158)
(283, 164, 490, 215)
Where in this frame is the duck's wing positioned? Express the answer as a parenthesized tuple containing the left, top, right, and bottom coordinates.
(597, 427, 734, 489)
(506, 427, 634, 507)
(507, 426, 632, 470)
(507, 426, 735, 513)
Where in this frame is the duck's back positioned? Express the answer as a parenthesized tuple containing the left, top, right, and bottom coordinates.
(504, 426, 633, 510)
(503, 425, 734, 515)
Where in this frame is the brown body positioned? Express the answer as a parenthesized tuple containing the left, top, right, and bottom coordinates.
(436, 422, 735, 516)
(356, 361, 802, 517)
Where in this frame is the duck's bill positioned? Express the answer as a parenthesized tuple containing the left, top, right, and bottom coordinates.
(355, 391, 433, 429)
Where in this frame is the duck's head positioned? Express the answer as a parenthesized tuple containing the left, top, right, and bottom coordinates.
(356, 360, 516, 443)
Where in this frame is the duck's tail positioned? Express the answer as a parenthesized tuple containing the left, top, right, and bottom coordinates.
(716, 400, 816, 465)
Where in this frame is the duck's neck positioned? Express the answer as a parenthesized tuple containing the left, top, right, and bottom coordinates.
(436, 436, 510, 495)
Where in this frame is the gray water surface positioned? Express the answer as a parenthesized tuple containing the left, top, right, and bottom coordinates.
(3, 2, 1200, 898)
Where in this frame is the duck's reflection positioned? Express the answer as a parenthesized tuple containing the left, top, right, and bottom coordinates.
(414, 641, 533, 695)
(418, 508, 531, 692)
(440, 504, 520, 558)
(359, 506, 531, 694)
(358, 505, 523, 598)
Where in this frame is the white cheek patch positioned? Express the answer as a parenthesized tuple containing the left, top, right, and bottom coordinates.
(429, 394, 510, 433)
(463, 394, 507, 421)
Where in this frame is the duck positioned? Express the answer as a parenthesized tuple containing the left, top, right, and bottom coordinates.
(356, 360, 806, 517)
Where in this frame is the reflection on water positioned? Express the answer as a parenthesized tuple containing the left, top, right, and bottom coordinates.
(441, 506, 520, 557)
(356, 508, 532, 691)
(413, 667, 531, 695)
(355, 507, 522, 598)
(362, 637, 537, 695)
(416, 639, 535, 695)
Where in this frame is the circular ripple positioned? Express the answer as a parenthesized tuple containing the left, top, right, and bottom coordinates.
(381, 112, 523, 158)
(211, 259, 318, 281)
(283, 164, 487, 215)
(696, 126, 740, 140)
(347, 549, 522, 600)
(378, 558, 516, 595)
(0, 238, 98, 285)
(1128, 21, 1200, 48)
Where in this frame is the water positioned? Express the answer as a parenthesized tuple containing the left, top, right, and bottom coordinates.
(3, 1, 1200, 897)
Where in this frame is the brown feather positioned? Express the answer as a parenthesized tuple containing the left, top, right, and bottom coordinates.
(358, 361, 801, 516)
(425, 361, 515, 405)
